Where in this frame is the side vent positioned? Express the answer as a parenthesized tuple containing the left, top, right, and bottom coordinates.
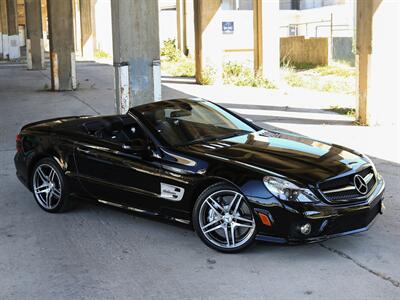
(160, 183, 185, 201)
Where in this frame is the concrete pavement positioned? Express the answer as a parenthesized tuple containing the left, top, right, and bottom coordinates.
(0, 61, 399, 299)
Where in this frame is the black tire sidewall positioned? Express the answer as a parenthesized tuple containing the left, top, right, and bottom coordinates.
(192, 182, 257, 253)
(31, 158, 70, 213)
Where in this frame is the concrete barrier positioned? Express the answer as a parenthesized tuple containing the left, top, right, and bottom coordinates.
(280, 36, 328, 66)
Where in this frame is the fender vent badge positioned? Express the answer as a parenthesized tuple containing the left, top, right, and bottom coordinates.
(160, 183, 185, 201)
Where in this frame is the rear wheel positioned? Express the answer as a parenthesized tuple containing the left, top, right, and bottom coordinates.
(193, 183, 257, 253)
(31, 158, 72, 213)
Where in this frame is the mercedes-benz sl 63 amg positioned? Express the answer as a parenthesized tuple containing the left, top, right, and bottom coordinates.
(14, 99, 385, 252)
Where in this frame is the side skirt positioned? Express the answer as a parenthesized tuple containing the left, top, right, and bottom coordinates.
(97, 199, 191, 225)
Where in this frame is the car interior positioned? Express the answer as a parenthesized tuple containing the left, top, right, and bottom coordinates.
(81, 116, 144, 144)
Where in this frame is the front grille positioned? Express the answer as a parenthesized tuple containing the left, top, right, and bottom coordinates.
(319, 167, 376, 203)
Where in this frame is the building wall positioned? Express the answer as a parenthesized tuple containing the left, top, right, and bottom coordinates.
(94, 0, 112, 56)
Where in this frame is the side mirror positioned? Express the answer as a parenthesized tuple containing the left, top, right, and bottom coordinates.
(122, 138, 149, 155)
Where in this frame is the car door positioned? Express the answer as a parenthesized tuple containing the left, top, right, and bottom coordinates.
(74, 120, 161, 210)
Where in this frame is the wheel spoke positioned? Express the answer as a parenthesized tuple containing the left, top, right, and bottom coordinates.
(45, 190, 51, 207)
(233, 221, 254, 229)
(48, 169, 56, 183)
(205, 197, 224, 216)
(52, 187, 61, 199)
(230, 225, 236, 246)
(37, 167, 48, 183)
(201, 218, 222, 231)
(203, 223, 224, 234)
(234, 215, 254, 224)
(228, 193, 242, 214)
(223, 226, 230, 246)
(34, 184, 49, 194)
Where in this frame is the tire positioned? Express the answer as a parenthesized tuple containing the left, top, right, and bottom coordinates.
(193, 182, 257, 253)
(31, 157, 73, 213)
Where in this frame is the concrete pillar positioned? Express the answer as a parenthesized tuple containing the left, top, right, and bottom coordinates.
(176, 0, 188, 55)
(355, 0, 372, 125)
(80, 0, 95, 59)
(0, 0, 3, 57)
(72, 0, 81, 57)
(25, 0, 44, 70)
(253, 0, 280, 84)
(111, 0, 161, 113)
(194, 0, 223, 84)
(47, 0, 76, 91)
(6, 0, 20, 59)
(0, 0, 9, 59)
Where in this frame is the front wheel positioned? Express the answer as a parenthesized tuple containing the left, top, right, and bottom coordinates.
(193, 183, 257, 253)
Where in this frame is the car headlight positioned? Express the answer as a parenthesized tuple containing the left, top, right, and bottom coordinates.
(263, 176, 320, 203)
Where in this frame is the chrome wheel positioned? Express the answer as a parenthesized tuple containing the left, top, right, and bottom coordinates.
(33, 164, 62, 210)
(199, 190, 256, 249)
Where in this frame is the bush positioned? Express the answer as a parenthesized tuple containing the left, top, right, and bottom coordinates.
(223, 62, 275, 89)
(162, 56, 195, 77)
(160, 38, 180, 62)
(199, 66, 216, 85)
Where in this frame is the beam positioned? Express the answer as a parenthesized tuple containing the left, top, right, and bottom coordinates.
(47, 0, 76, 90)
(0, 0, 9, 59)
(253, 0, 280, 84)
(6, 0, 19, 59)
(111, 0, 161, 113)
(356, 0, 373, 125)
(24, 0, 44, 70)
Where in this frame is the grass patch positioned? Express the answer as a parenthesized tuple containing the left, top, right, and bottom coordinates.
(282, 62, 356, 95)
(313, 65, 356, 78)
(162, 57, 195, 77)
(94, 50, 111, 59)
(223, 62, 276, 89)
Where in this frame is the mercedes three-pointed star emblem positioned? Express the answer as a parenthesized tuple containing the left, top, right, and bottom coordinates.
(354, 174, 368, 195)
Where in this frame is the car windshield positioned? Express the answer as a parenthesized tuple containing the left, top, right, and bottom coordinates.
(134, 100, 257, 146)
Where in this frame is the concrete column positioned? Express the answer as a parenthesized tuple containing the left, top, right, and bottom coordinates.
(176, 0, 188, 55)
(0, 0, 3, 57)
(25, 0, 44, 70)
(80, 0, 95, 59)
(355, 0, 372, 125)
(194, 0, 223, 84)
(0, 0, 9, 59)
(253, 0, 280, 84)
(111, 0, 161, 113)
(6, 0, 20, 59)
(72, 0, 81, 57)
(47, 0, 76, 91)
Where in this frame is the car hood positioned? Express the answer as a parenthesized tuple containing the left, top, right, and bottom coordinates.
(185, 130, 368, 185)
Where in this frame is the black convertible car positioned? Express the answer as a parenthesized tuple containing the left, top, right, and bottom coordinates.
(14, 98, 385, 252)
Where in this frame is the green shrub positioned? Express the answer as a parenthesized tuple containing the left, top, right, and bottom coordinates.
(223, 62, 275, 89)
(94, 50, 110, 59)
(162, 57, 195, 77)
(160, 38, 180, 62)
(200, 66, 216, 85)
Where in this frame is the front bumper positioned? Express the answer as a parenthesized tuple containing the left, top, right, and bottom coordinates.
(253, 176, 385, 244)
